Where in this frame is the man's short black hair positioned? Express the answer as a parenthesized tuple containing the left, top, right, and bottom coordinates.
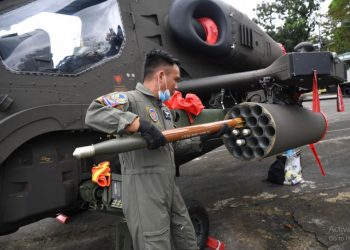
(144, 49, 180, 80)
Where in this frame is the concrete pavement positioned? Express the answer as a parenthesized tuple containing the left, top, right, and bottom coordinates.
(1, 98, 349, 250)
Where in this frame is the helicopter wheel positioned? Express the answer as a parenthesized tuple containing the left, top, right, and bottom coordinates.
(186, 199, 209, 250)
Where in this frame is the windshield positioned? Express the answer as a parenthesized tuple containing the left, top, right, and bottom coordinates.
(0, 0, 125, 74)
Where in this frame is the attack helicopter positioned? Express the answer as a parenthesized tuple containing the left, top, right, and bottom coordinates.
(0, 0, 345, 245)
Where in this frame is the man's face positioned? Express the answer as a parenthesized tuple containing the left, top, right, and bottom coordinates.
(164, 64, 180, 96)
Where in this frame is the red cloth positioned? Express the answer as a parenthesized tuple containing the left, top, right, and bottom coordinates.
(197, 17, 219, 45)
(164, 91, 205, 123)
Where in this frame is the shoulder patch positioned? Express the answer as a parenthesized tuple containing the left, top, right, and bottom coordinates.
(146, 106, 159, 122)
(101, 92, 128, 108)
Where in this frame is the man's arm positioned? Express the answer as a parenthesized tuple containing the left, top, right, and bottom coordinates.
(126, 117, 140, 133)
(85, 93, 166, 149)
(85, 93, 138, 134)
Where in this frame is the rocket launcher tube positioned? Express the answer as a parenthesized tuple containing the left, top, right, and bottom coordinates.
(224, 103, 328, 161)
(73, 118, 244, 159)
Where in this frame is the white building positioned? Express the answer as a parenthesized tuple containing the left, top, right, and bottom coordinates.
(338, 52, 350, 83)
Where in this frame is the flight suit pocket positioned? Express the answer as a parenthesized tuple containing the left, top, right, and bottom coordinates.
(172, 223, 198, 250)
(143, 225, 170, 250)
(172, 223, 186, 248)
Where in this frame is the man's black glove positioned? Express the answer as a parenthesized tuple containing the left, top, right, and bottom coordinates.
(200, 124, 232, 142)
(138, 118, 167, 149)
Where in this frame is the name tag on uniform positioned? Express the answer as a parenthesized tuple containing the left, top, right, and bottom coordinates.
(163, 109, 171, 120)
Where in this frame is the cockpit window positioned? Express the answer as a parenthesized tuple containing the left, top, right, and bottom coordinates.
(0, 0, 125, 75)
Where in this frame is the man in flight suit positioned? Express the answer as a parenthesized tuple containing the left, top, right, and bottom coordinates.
(85, 49, 198, 250)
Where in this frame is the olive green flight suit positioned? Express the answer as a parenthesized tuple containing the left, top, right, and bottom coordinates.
(85, 83, 198, 250)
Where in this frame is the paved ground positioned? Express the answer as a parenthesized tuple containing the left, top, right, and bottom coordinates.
(1, 98, 350, 250)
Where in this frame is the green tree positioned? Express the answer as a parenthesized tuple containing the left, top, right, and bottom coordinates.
(327, 0, 350, 53)
(254, 0, 323, 52)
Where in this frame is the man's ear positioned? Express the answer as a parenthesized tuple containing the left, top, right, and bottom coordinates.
(159, 70, 165, 80)
(157, 70, 165, 84)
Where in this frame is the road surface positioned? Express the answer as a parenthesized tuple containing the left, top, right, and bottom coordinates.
(1, 98, 350, 250)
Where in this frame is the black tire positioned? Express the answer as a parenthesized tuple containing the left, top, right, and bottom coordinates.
(186, 199, 209, 250)
(343, 86, 350, 97)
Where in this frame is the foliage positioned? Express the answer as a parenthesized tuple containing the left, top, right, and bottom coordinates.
(326, 0, 350, 53)
(329, 0, 350, 20)
(254, 0, 323, 52)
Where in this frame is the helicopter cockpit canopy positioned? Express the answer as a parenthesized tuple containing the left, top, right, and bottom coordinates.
(0, 0, 125, 75)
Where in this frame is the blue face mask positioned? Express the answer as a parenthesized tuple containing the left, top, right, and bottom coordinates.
(158, 89, 171, 102)
(158, 75, 171, 102)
